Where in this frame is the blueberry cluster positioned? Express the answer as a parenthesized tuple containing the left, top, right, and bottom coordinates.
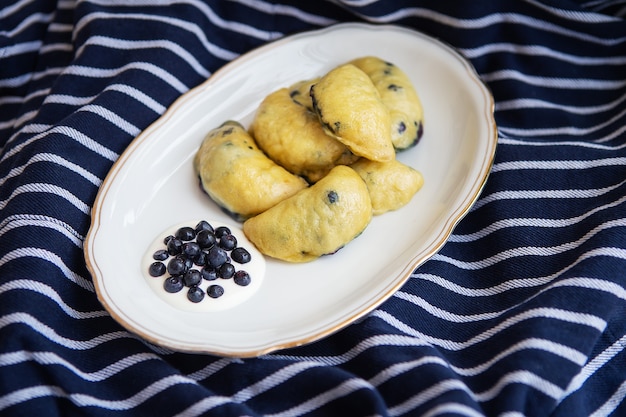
(148, 220, 253, 303)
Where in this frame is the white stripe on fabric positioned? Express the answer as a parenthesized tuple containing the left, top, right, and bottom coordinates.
(491, 158, 626, 172)
(372, 309, 606, 351)
(75, 36, 210, 78)
(77, 104, 140, 136)
(475, 370, 564, 401)
(482, 69, 626, 89)
(471, 180, 626, 211)
(81, 0, 282, 41)
(0, 280, 106, 319)
(264, 378, 376, 417)
(387, 379, 474, 416)
(0, 313, 131, 350)
(589, 379, 626, 417)
(63, 63, 189, 93)
(0, 248, 94, 291)
(229, 0, 337, 25)
(433, 225, 626, 270)
(496, 93, 626, 115)
(0, 152, 102, 188)
(0, 183, 90, 214)
(233, 361, 324, 402)
(368, 356, 450, 387)
(74, 11, 239, 61)
(563, 333, 626, 397)
(1, 125, 119, 164)
(417, 403, 486, 417)
(449, 197, 626, 242)
(0, 351, 161, 382)
(462, 43, 626, 65)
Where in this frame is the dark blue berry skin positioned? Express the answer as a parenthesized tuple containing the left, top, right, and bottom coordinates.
(163, 235, 174, 245)
(215, 226, 231, 239)
(149, 262, 166, 277)
(195, 220, 214, 234)
(206, 246, 229, 269)
(166, 238, 183, 256)
(193, 252, 206, 267)
(182, 242, 201, 258)
(219, 234, 237, 250)
(207, 285, 224, 298)
(182, 256, 194, 270)
(234, 270, 251, 286)
(164, 276, 184, 293)
(176, 226, 196, 241)
(167, 257, 187, 276)
(153, 249, 169, 261)
(201, 267, 218, 281)
(183, 269, 202, 287)
(218, 263, 235, 279)
(231, 247, 251, 264)
(196, 230, 217, 249)
(187, 286, 205, 303)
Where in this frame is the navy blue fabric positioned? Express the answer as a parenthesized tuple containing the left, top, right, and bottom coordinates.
(1, 1, 625, 416)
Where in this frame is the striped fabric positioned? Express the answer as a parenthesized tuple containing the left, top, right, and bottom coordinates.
(1, 0, 625, 416)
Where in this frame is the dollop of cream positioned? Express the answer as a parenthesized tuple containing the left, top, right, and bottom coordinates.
(142, 220, 266, 312)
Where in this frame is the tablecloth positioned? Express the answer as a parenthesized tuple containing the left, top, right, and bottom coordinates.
(1, 1, 625, 416)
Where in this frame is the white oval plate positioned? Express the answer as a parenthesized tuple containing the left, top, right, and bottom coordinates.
(85, 23, 497, 357)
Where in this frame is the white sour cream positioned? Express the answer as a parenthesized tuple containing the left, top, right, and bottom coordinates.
(142, 220, 266, 312)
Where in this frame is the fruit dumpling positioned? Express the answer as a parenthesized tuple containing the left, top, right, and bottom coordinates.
(287, 78, 318, 112)
(243, 165, 372, 263)
(310, 64, 395, 162)
(350, 158, 424, 215)
(250, 85, 358, 183)
(193, 121, 308, 221)
(349, 56, 424, 151)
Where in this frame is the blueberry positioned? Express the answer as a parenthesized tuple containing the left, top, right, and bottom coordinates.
(218, 262, 235, 279)
(187, 286, 205, 303)
(182, 256, 194, 270)
(167, 257, 187, 276)
(195, 220, 214, 234)
(327, 190, 338, 204)
(166, 238, 183, 256)
(207, 285, 224, 298)
(206, 246, 228, 269)
(233, 270, 251, 286)
(164, 276, 184, 293)
(153, 249, 169, 261)
(196, 230, 217, 248)
(176, 226, 196, 241)
(215, 226, 231, 239)
(183, 269, 201, 287)
(193, 252, 206, 267)
(163, 235, 174, 245)
(149, 262, 166, 277)
(219, 234, 237, 250)
(201, 267, 218, 281)
(182, 242, 201, 258)
(231, 247, 251, 264)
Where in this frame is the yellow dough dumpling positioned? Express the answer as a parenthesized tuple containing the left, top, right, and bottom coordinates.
(194, 121, 308, 221)
(350, 158, 424, 215)
(250, 85, 357, 183)
(349, 56, 424, 151)
(287, 78, 319, 112)
(243, 165, 372, 263)
(310, 64, 394, 162)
